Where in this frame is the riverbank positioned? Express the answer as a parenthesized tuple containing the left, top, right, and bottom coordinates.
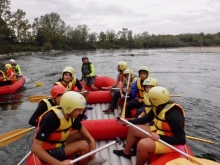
(1, 46, 220, 58)
(0, 50, 63, 59)
(178, 46, 220, 53)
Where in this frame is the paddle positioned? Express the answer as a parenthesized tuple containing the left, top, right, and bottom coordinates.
(30, 79, 43, 87)
(185, 135, 217, 144)
(70, 137, 121, 164)
(28, 91, 88, 102)
(121, 72, 131, 118)
(117, 117, 220, 165)
(0, 127, 35, 148)
(102, 87, 181, 97)
(17, 151, 31, 165)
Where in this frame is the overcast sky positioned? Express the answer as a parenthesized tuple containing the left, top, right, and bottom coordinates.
(11, 0, 220, 35)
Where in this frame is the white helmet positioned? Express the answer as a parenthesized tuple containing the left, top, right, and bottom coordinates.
(60, 91, 86, 114)
(148, 86, 170, 106)
(10, 59, 15, 63)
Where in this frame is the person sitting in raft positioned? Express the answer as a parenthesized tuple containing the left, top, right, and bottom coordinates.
(107, 61, 128, 96)
(31, 91, 107, 165)
(5, 64, 17, 83)
(124, 66, 149, 118)
(54, 67, 92, 120)
(9, 59, 22, 76)
(113, 86, 186, 164)
(81, 56, 99, 91)
(0, 70, 7, 86)
(29, 86, 66, 127)
(135, 78, 158, 118)
(103, 69, 137, 114)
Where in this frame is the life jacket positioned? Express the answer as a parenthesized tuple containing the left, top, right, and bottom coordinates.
(54, 81, 72, 91)
(136, 79, 145, 102)
(36, 99, 53, 123)
(6, 68, 17, 82)
(0, 70, 6, 82)
(81, 62, 92, 76)
(153, 103, 185, 136)
(124, 77, 138, 90)
(36, 106, 74, 150)
(71, 76, 77, 89)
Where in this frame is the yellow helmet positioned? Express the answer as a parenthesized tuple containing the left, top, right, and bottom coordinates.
(148, 86, 170, 106)
(123, 69, 134, 78)
(63, 67, 74, 75)
(60, 91, 86, 114)
(5, 64, 12, 70)
(118, 61, 127, 70)
(139, 66, 150, 76)
(143, 78, 158, 87)
(61, 68, 72, 79)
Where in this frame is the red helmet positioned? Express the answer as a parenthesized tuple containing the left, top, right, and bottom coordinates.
(50, 86, 66, 98)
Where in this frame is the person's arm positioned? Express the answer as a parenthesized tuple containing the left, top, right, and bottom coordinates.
(128, 109, 155, 125)
(28, 101, 48, 127)
(75, 79, 83, 91)
(89, 64, 95, 77)
(7, 70, 15, 80)
(159, 107, 186, 145)
(119, 80, 126, 98)
(108, 73, 120, 89)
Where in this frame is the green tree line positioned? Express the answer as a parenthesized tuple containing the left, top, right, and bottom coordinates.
(1, 0, 220, 54)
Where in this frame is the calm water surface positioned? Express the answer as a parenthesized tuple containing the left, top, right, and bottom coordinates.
(0, 48, 220, 164)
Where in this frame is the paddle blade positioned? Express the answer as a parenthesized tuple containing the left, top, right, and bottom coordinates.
(28, 95, 51, 102)
(0, 127, 35, 147)
(186, 135, 216, 144)
(121, 102, 126, 118)
(34, 81, 43, 87)
(166, 157, 220, 165)
(166, 158, 195, 165)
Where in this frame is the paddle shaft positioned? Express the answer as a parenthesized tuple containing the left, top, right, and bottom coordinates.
(70, 138, 121, 164)
(17, 151, 31, 165)
(121, 73, 131, 118)
(119, 117, 189, 157)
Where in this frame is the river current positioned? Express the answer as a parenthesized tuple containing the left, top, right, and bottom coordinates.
(0, 48, 220, 164)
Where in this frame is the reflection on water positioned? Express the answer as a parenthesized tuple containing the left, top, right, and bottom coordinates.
(0, 48, 220, 164)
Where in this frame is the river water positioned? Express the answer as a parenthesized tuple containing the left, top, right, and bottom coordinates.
(0, 48, 220, 164)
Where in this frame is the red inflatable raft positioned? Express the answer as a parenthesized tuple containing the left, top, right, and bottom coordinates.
(0, 76, 25, 95)
(19, 76, 194, 165)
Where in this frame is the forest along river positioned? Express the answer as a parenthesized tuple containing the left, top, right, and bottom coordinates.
(0, 48, 220, 164)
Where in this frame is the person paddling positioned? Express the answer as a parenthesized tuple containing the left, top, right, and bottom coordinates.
(113, 86, 186, 165)
(29, 86, 66, 127)
(103, 69, 137, 114)
(124, 66, 149, 118)
(31, 91, 106, 165)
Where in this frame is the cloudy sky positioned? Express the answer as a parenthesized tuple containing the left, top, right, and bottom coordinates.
(11, 0, 220, 35)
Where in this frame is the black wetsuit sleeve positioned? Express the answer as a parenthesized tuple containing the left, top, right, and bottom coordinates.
(29, 101, 48, 127)
(159, 107, 186, 145)
(128, 109, 155, 125)
(76, 79, 82, 90)
(72, 116, 82, 130)
(35, 111, 60, 141)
